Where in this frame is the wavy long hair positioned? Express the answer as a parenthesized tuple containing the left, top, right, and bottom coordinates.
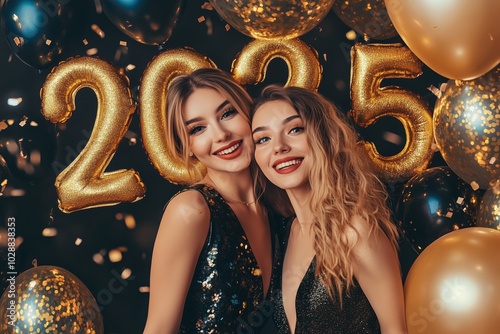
(252, 85, 399, 300)
(165, 68, 253, 181)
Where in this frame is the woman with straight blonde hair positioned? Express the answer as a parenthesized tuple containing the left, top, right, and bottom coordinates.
(143, 68, 280, 333)
(251, 85, 407, 334)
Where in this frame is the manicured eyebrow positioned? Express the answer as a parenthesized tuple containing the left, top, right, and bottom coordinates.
(184, 100, 230, 126)
(252, 114, 301, 135)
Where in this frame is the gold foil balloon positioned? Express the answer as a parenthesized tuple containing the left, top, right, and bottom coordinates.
(332, 0, 398, 40)
(232, 38, 322, 89)
(477, 179, 500, 230)
(0, 266, 103, 333)
(209, 0, 335, 40)
(385, 0, 500, 80)
(433, 66, 500, 190)
(404, 227, 500, 334)
(350, 43, 434, 182)
(41, 57, 146, 213)
(139, 48, 216, 184)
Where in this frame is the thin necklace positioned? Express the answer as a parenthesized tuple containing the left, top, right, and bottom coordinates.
(206, 174, 256, 207)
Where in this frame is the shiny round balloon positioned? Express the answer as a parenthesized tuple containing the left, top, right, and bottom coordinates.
(433, 66, 500, 190)
(385, 0, 500, 80)
(476, 179, 500, 230)
(395, 166, 481, 254)
(209, 0, 335, 40)
(404, 227, 500, 334)
(332, 0, 398, 40)
(1, 0, 85, 69)
(0, 116, 57, 185)
(0, 265, 103, 333)
(101, 0, 185, 45)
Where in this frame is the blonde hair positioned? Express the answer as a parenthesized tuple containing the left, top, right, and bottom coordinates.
(252, 85, 399, 300)
(165, 68, 253, 181)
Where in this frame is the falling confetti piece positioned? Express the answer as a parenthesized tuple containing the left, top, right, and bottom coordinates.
(45, 39, 52, 46)
(126, 64, 136, 71)
(201, 2, 213, 10)
(427, 85, 442, 98)
(0, 121, 8, 130)
(42, 227, 58, 237)
(383, 131, 403, 145)
(323, 53, 327, 61)
(87, 48, 99, 56)
(121, 268, 132, 279)
(139, 286, 150, 293)
(225, 24, 230, 31)
(109, 249, 122, 262)
(490, 157, 496, 164)
(7, 97, 22, 106)
(120, 41, 127, 46)
(93, 253, 105, 265)
(198, 16, 205, 23)
(456, 197, 464, 205)
(75, 238, 83, 246)
(346, 30, 357, 40)
(83, 39, 89, 45)
(124, 214, 136, 229)
(91, 24, 105, 38)
(445, 211, 454, 218)
(470, 181, 480, 191)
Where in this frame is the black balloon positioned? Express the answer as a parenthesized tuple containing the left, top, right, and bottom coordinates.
(0, 116, 56, 184)
(1, 0, 85, 69)
(101, 0, 185, 45)
(395, 166, 482, 254)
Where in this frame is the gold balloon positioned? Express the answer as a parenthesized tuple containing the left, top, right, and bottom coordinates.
(139, 47, 216, 184)
(0, 266, 103, 333)
(209, 0, 334, 40)
(350, 43, 434, 182)
(232, 38, 322, 90)
(433, 66, 500, 190)
(404, 227, 500, 334)
(41, 57, 146, 212)
(477, 179, 500, 230)
(332, 0, 398, 40)
(385, 0, 500, 80)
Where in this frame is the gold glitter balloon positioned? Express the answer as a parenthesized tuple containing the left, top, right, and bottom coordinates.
(41, 57, 146, 212)
(139, 48, 216, 184)
(433, 66, 500, 190)
(0, 266, 103, 334)
(350, 43, 434, 182)
(405, 228, 500, 334)
(476, 179, 500, 230)
(232, 38, 322, 89)
(209, 0, 335, 40)
(332, 0, 398, 40)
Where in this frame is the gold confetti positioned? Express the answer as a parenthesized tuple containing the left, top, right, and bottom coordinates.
(125, 64, 136, 71)
(42, 227, 58, 237)
(45, 39, 52, 46)
(139, 286, 150, 293)
(121, 268, 132, 279)
(83, 39, 88, 45)
(124, 214, 136, 229)
(456, 197, 464, 205)
(346, 30, 357, 40)
(225, 24, 231, 31)
(91, 24, 105, 38)
(198, 16, 206, 23)
(470, 181, 480, 191)
(93, 253, 105, 265)
(109, 249, 122, 262)
(445, 211, 454, 218)
(86, 48, 98, 56)
(75, 238, 83, 246)
(119, 40, 127, 46)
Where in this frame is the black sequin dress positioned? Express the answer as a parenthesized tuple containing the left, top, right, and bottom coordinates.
(174, 184, 281, 334)
(272, 219, 381, 334)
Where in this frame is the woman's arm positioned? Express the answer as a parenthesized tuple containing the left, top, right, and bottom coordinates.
(143, 190, 210, 334)
(350, 215, 408, 334)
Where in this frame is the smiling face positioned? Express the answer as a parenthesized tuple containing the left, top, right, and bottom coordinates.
(182, 87, 253, 174)
(252, 100, 311, 191)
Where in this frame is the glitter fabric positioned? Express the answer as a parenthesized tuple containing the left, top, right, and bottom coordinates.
(272, 221, 381, 334)
(176, 184, 281, 333)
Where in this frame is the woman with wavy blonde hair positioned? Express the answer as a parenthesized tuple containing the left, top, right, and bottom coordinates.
(251, 85, 407, 333)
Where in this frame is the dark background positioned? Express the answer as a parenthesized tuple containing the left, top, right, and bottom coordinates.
(0, 1, 448, 333)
